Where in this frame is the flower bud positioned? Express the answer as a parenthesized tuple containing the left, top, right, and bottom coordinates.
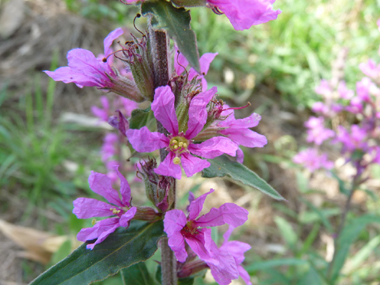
(133, 206, 162, 222)
(108, 110, 129, 137)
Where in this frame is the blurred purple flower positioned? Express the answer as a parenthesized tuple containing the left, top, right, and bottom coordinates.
(305, 117, 335, 145)
(293, 148, 334, 172)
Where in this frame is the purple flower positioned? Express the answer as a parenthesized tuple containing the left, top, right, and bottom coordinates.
(207, 0, 281, 30)
(73, 166, 136, 249)
(337, 81, 354, 100)
(359, 59, 380, 80)
(335, 125, 368, 153)
(203, 104, 267, 162)
(174, 47, 218, 91)
(305, 117, 335, 145)
(126, 86, 238, 179)
(164, 190, 248, 284)
(219, 226, 252, 285)
(315, 79, 332, 98)
(293, 148, 334, 172)
(45, 28, 124, 90)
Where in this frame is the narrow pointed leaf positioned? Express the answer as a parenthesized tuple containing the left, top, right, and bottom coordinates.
(202, 155, 285, 200)
(329, 215, 380, 283)
(31, 220, 164, 285)
(121, 262, 156, 285)
(141, 0, 200, 72)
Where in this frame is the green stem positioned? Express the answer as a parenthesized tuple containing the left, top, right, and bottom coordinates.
(327, 174, 359, 282)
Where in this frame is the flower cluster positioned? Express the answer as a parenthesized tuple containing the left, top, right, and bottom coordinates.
(294, 21, 380, 174)
(47, 19, 267, 283)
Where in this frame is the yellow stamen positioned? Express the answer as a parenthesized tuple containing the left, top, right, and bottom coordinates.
(173, 157, 181, 165)
(173, 145, 178, 149)
(178, 142, 183, 147)
(92, 219, 97, 225)
(183, 143, 187, 148)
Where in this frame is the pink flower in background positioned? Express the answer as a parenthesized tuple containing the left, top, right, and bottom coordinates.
(293, 148, 334, 172)
(207, 0, 281, 30)
(45, 28, 124, 89)
(359, 59, 380, 80)
(335, 125, 368, 153)
(91, 96, 138, 123)
(337, 81, 354, 100)
(126, 86, 238, 179)
(315, 79, 332, 98)
(304, 117, 334, 145)
(73, 166, 136, 249)
(174, 47, 218, 91)
(164, 190, 248, 284)
(219, 226, 252, 285)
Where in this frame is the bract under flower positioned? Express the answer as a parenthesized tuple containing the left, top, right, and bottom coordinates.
(73, 166, 136, 249)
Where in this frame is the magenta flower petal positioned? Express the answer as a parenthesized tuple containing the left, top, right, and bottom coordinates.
(45, 49, 113, 88)
(220, 128, 267, 148)
(169, 231, 188, 262)
(119, 207, 137, 227)
(196, 203, 248, 228)
(200, 53, 218, 75)
(73, 198, 113, 219)
(181, 153, 210, 177)
(154, 152, 182, 179)
(164, 210, 188, 261)
(151, 86, 179, 135)
(185, 230, 211, 261)
(189, 136, 238, 159)
(209, 0, 281, 30)
(186, 87, 217, 139)
(126, 127, 168, 152)
(236, 148, 244, 163)
(77, 218, 119, 249)
(113, 165, 131, 206)
(188, 189, 214, 221)
(164, 209, 188, 236)
(103, 28, 124, 58)
(88, 171, 123, 207)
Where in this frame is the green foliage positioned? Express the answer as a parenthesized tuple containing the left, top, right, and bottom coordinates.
(141, 0, 200, 72)
(31, 220, 164, 285)
(129, 107, 154, 130)
(202, 155, 284, 200)
(121, 262, 156, 285)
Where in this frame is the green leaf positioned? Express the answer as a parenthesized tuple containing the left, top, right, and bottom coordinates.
(202, 155, 284, 200)
(344, 235, 380, 272)
(121, 262, 156, 285)
(245, 258, 307, 273)
(329, 215, 380, 283)
(299, 197, 336, 232)
(129, 107, 154, 130)
(141, 0, 200, 72)
(274, 216, 297, 252)
(31, 220, 164, 285)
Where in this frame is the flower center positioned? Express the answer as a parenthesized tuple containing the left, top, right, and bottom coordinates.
(169, 136, 189, 164)
(110, 207, 121, 215)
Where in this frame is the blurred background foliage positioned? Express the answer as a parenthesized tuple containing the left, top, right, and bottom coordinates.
(1, 0, 380, 283)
